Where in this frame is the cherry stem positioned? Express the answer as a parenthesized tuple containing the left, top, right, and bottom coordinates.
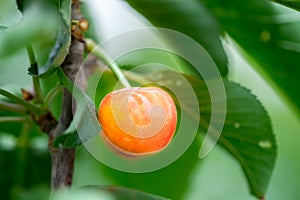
(85, 38, 131, 88)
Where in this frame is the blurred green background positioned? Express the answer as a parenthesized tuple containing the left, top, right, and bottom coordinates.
(1, 0, 300, 199)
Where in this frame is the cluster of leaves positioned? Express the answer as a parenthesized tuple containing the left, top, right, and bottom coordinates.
(120, 0, 299, 198)
(0, 0, 71, 199)
(1, 0, 299, 199)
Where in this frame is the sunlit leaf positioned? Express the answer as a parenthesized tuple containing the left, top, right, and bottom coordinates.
(125, 0, 228, 76)
(0, 0, 22, 28)
(270, 0, 300, 11)
(0, 1, 57, 58)
(203, 0, 300, 114)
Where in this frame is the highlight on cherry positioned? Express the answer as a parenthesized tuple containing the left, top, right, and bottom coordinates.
(97, 86, 177, 156)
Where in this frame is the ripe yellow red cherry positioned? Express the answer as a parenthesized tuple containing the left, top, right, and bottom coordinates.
(97, 87, 177, 155)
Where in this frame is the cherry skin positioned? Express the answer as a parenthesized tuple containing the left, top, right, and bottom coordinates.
(98, 87, 177, 155)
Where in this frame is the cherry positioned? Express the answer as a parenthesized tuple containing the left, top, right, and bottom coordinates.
(98, 87, 177, 155)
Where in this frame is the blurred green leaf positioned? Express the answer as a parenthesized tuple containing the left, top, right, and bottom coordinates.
(51, 186, 169, 200)
(53, 121, 81, 148)
(88, 186, 170, 200)
(56, 68, 101, 145)
(0, 50, 31, 87)
(86, 70, 118, 108)
(0, 1, 57, 58)
(125, 0, 228, 76)
(270, 0, 300, 11)
(85, 135, 201, 200)
(116, 49, 189, 75)
(0, 0, 22, 28)
(15, 185, 50, 200)
(0, 143, 51, 200)
(203, 0, 300, 114)
(146, 70, 277, 198)
(28, 0, 72, 77)
(40, 73, 62, 119)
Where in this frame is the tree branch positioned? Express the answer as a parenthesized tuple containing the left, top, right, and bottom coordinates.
(48, 0, 86, 190)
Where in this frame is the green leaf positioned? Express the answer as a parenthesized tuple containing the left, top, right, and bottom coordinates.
(86, 70, 118, 108)
(92, 135, 202, 200)
(28, 0, 72, 77)
(125, 0, 228, 76)
(0, 127, 51, 200)
(146, 70, 277, 198)
(270, 0, 300, 11)
(56, 68, 101, 146)
(0, 1, 57, 58)
(203, 0, 300, 114)
(194, 80, 277, 198)
(52, 121, 82, 148)
(0, 0, 22, 27)
(218, 82, 277, 198)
